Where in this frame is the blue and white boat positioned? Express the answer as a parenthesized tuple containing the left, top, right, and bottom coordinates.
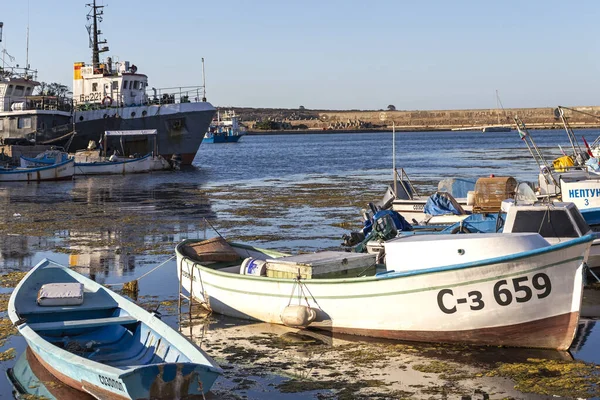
(8, 259, 222, 399)
(203, 110, 246, 143)
(0, 158, 74, 182)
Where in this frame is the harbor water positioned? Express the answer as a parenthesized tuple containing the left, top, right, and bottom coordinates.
(1, 129, 600, 399)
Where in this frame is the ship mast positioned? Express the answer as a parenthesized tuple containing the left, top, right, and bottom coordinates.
(86, 0, 109, 69)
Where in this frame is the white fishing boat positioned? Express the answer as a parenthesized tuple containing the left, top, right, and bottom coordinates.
(0, 158, 74, 182)
(176, 234, 593, 350)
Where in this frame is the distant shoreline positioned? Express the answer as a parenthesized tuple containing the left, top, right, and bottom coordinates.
(246, 125, 598, 136)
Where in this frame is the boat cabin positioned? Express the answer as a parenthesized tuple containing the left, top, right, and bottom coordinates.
(73, 59, 149, 109)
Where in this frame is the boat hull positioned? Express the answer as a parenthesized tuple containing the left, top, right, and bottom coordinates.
(176, 236, 592, 350)
(8, 260, 222, 399)
(0, 158, 74, 182)
(74, 154, 169, 175)
(203, 134, 244, 143)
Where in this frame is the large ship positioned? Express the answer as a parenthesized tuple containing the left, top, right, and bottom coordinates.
(0, 2, 216, 165)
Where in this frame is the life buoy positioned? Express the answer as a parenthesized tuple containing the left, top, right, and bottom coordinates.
(102, 96, 113, 106)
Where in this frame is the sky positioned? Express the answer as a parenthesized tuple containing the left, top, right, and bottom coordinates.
(1, 0, 599, 110)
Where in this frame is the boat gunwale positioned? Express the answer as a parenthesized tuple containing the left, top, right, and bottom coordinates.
(176, 234, 594, 284)
(0, 157, 74, 174)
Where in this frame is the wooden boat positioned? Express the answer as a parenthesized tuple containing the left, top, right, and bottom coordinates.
(176, 234, 593, 350)
(8, 259, 222, 399)
(0, 158, 74, 182)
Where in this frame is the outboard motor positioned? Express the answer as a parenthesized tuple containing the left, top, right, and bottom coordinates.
(170, 154, 182, 170)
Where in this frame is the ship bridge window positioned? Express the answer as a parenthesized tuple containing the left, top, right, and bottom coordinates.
(14, 86, 25, 96)
(25, 87, 32, 95)
(17, 117, 32, 129)
(112, 81, 119, 90)
(122, 80, 128, 89)
(0, 120, 4, 131)
(133, 81, 140, 90)
(6, 85, 13, 95)
(92, 83, 98, 92)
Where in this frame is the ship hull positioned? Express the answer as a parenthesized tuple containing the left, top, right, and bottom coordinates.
(72, 102, 216, 165)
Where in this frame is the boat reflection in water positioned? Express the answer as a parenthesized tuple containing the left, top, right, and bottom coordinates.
(7, 347, 94, 400)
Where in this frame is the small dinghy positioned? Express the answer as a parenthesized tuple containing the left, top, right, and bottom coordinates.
(0, 158, 74, 182)
(8, 259, 222, 399)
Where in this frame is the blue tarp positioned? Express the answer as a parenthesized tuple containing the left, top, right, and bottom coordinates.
(363, 209, 412, 235)
(424, 193, 463, 216)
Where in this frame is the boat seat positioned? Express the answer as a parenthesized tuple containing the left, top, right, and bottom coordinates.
(27, 316, 138, 332)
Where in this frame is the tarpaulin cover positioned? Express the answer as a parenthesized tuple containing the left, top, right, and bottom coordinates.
(437, 178, 476, 199)
(424, 192, 463, 216)
(552, 155, 574, 172)
(363, 209, 412, 235)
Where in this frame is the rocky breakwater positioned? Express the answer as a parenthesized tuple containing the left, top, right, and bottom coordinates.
(230, 106, 600, 132)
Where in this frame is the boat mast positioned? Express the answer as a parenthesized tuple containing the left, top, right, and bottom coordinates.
(87, 0, 109, 69)
(202, 57, 207, 102)
(25, 0, 29, 77)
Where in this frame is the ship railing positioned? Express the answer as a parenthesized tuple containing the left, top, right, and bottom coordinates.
(0, 66, 38, 81)
(1, 95, 72, 113)
(72, 85, 207, 111)
(146, 85, 206, 105)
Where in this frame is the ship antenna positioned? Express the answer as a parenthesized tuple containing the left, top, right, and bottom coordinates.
(86, 0, 109, 69)
(202, 57, 207, 102)
(25, 0, 30, 78)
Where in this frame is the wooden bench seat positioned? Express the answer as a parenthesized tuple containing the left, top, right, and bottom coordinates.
(27, 316, 138, 331)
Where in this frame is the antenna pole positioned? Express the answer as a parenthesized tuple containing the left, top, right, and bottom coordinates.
(201, 57, 207, 102)
(25, 3, 29, 78)
(392, 121, 397, 197)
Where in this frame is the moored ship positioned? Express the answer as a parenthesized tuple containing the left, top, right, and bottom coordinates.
(0, 1, 215, 165)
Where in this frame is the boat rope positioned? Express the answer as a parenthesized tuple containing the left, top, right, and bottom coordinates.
(38, 130, 75, 145)
(586, 263, 600, 283)
(192, 261, 211, 308)
(203, 217, 225, 240)
(287, 276, 323, 311)
(105, 255, 175, 290)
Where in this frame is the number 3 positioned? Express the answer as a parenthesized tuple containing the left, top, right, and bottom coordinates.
(585, 199, 589, 206)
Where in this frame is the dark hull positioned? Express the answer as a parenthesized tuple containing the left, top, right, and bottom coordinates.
(71, 104, 215, 165)
(1, 103, 216, 165)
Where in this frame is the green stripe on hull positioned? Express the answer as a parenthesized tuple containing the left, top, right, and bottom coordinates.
(186, 256, 583, 300)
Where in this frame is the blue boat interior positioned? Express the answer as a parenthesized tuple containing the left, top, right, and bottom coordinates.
(15, 266, 191, 369)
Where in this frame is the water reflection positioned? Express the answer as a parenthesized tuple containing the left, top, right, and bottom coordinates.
(7, 347, 94, 400)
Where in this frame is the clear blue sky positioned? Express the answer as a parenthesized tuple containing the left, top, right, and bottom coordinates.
(1, 0, 599, 110)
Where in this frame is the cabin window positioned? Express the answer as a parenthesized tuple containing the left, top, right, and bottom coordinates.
(112, 81, 119, 90)
(511, 210, 579, 237)
(133, 81, 139, 90)
(0, 120, 3, 131)
(17, 117, 32, 129)
(92, 83, 98, 92)
(6, 85, 13, 95)
(14, 85, 25, 96)
(122, 80, 128, 89)
(25, 87, 32, 95)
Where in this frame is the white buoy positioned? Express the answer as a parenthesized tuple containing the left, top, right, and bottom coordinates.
(280, 305, 317, 328)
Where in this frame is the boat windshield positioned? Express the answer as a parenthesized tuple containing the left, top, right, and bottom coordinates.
(511, 210, 579, 237)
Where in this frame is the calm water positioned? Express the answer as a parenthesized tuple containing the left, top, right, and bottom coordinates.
(1, 128, 600, 399)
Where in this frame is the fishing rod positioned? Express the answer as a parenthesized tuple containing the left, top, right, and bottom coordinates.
(555, 106, 583, 157)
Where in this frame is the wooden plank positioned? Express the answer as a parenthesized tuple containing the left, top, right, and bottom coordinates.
(28, 316, 138, 331)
